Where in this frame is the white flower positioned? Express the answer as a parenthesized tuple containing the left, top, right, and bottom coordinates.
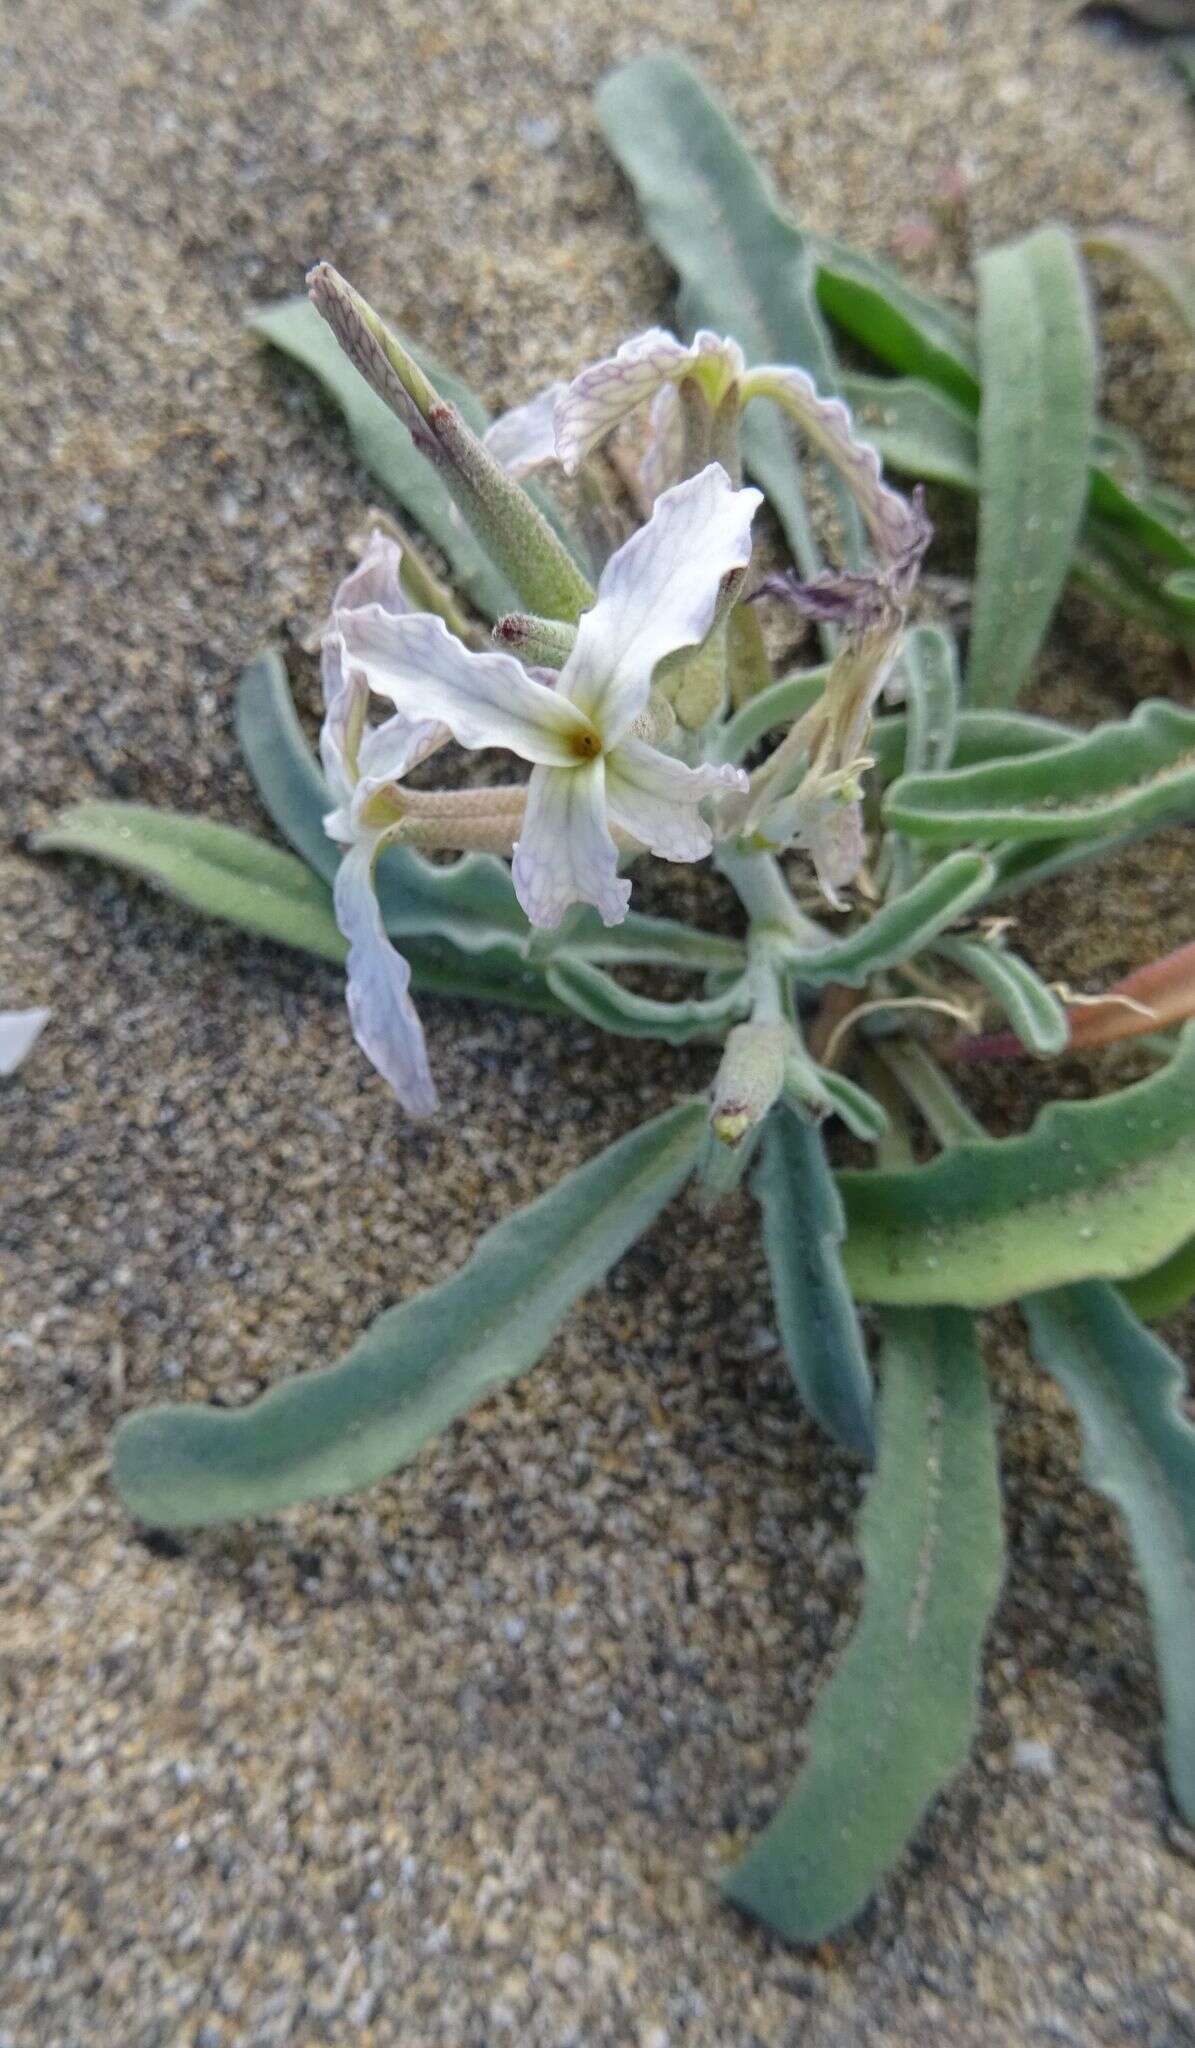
(331, 464, 757, 931)
(318, 535, 441, 1116)
(485, 327, 928, 571)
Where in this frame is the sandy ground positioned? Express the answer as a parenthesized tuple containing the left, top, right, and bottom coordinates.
(3, 1, 1195, 2042)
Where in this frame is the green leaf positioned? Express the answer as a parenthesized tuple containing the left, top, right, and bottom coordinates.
(112, 1098, 707, 1527)
(717, 668, 829, 765)
(250, 298, 518, 617)
(894, 624, 960, 777)
(595, 54, 863, 587)
(723, 1305, 1002, 1942)
(814, 241, 980, 411)
(839, 1026, 1195, 1306)
(839, 371, 979, 492)
(755, 1105, 875, 1458)
(236, 647, 339, 878)
(934, 936, 1069, 1057)
(544, 958, 749, 1043)
(817, 1069, 890, 1145)
(33, 800, 566, 1015)
(789, 852, 995, 989)
(870, 705, 1073, 785)
(1120, 1235, 1195, 1322)
(36, 801, 348, 963)
(885, 699, 1195, 846)
(967, 227, 1097, 706)
(1024, 1283, 1195, 1823)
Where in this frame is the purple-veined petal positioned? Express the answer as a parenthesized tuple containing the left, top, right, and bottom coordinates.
(558, 465, 760, 742)
(554, 329, 747, 475)
(0, 1007, 51, 1077)
(332, 609, 598, 767)
(512, 761, 630, 929)
(319, 666, 370, 828)
(320, 531, 414, 706)
(333, 838, 438, 1115)
(483, 381, 568, 478)
(741, 365, 930, 573)
(554, 329, 692, 475)
(605, 739, 746, 862)
(638, 381, 685, 503)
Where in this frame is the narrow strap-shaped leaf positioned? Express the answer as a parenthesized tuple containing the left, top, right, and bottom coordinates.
(250, 299, 517, 617)
(716, 669, 828, 765)
(237, 647, 341, 879)
(895, 624, 960, 775)
(934, 936, 1069, 1057)
(755, 1104, 875, 1458)
(1023, 1283, 1195, 1823)
(817, 1069, 889, 1145)
(839, 1025, 1195, 1306)
(113, 1098, 708, 1527)
(789, 852, 995, 989)
(839, 372, 979, 492)
(814, 241, 980, 410)
(885, 699, 1195, 846)
(33, 800, 566, 1015)
(723, 1306, 1003, 1942)
(1120, 1235, 1195, 1322)
(36, 801, 348, 962)
(967, 227, 1097, 706)
(595, 55, 863, 585)
(544, 957, 749, 1044)
(869, 705, 1073, 784)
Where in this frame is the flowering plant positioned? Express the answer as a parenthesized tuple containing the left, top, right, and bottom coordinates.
(39, 55, 1195, 1944)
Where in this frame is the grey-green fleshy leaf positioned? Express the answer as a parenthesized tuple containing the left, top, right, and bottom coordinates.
(885, 698, 1195, 846)
(112, 1098, 707, 1528)
(236, 649, 743, 975)
(37, 801, 349, 962)
(839, 372, 979, 492)
(755, 1104, 875, 1459)
(717, 669, 829, 765)
(934, 936, 1069, 1057)
(544, 957, 749, 1044)
(595, 54, 863, 588)
(723, 1305, 1002, 1943)
(817, 1069, 890, 1145)
(839, 1025, 1195, 1306)
(869, 706, 1073, 785)
(894, 624, 959, 776)
(789, 852, 995, 989)
(33, 800, 565, 1015)
(1023, 1283, 1195, 1823)
(968, 227, 1097, 706)
(250, 298, 518, 617)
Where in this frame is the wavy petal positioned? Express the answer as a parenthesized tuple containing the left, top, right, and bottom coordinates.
(320, 530, 414, 706)
(554, 329, 692, 475)
(639, 381, 685, 503)
(333, 838, 437, 1115)
(605, 738, 746, 862)
(484, 381, 568, 478)
(742, 365, 930, 575)
(512, 761, 630, 929)
(559, 465, 760, 742)
(332, 609, 597, 766)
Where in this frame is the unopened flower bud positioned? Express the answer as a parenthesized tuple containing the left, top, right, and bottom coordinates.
(494, 613, 577, 669)
(307, 263, 594, 624)
(710, 1022, 789, 1146)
